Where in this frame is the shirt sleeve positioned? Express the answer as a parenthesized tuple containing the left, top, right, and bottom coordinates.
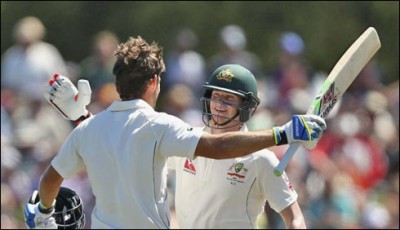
(51, 129, 85, 179)
(167, 157, 177, 170)
(156, 113, 203, 160)
(255, 150, 298, 213)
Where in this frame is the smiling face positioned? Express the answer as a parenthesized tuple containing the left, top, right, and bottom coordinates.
(209, 90, 244, 127)
(201, 65, 260, 130)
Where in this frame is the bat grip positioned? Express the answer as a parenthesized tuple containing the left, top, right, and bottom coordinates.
(273, 143, 301, 176)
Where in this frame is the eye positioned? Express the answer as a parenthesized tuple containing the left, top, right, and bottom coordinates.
(211, 94, 220, 100)
(223, 100, 238, 107)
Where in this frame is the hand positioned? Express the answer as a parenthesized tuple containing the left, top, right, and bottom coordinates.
(24, 190, 57, 229)
(301, 133, 321, 150)
(44, 73, 92, 121)
(273, 115, 327, 149)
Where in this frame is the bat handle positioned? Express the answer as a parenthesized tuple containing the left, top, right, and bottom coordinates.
(273, 143, 301, 176)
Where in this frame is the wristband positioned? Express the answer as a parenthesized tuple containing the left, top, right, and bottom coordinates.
(75, 112, 92, 125)
(273, 127, 288, 146)
(38, 200, 55, 214)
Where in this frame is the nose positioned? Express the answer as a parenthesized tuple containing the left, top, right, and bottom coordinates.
(213, 100, 228, 111)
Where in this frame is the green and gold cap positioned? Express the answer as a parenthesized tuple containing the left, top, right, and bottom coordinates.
(203, 64, 259, 101)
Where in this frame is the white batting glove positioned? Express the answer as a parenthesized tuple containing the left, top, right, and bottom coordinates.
(24, 190, 57, 229)
(44, 73, 92, 121)
(273, 115, 327, 149)
(301, 134, 321, 150)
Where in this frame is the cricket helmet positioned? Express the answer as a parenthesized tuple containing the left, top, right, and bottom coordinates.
(201, 64, 260, 128)
(28, 187, 86, 229)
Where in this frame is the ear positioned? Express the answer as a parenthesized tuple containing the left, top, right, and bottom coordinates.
(148, 74, 158, 90)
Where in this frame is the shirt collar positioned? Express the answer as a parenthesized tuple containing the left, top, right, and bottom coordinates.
(107, 99, 154, 112)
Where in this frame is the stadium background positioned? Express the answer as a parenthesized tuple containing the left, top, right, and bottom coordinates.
(1, 1, 399, 229)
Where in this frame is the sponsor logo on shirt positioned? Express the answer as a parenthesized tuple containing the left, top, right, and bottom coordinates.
(183, 159, 196, 175)
(226, 162, 247, 185)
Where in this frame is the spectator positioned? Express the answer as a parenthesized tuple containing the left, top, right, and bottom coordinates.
(1, 17, 75, 228)
(79, 30, 119, 93)
(1, 16, 69, 100)
(163, 28, 207, 100)
(208, 24, 263, 79)
(79, 30, 120, 113)
(267, 31, 316, 113)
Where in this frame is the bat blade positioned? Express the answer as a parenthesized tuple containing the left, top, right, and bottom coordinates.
(274, 27, 381, 176)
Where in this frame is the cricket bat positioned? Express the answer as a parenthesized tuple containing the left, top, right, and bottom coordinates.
(274, 27, 381, 176)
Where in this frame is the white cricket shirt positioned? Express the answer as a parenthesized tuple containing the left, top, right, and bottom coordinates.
(168, 125, 298, 229)
(51, 99, 203, 229)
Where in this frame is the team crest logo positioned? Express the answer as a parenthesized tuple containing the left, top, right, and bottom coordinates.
(227, 162, 247, 185)
(234, 163, 243, 173)
(216, 69, 234, 82)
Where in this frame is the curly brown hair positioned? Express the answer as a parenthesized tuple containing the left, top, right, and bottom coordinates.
(113, 36, 165, 100)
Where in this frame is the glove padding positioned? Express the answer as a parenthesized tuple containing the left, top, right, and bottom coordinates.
(24, 190, 57, 229)
(273, 115, 327, 149)
(44, 73, 91, 121)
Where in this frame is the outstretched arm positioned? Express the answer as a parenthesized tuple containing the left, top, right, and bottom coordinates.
(195, 114, 326, 159)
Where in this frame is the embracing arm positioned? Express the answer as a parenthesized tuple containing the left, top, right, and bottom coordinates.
(195, 114, 327, 160)
(195, 129, 276, 159)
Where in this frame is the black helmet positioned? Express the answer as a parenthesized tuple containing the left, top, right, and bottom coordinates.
(201, 64, 260, 128)
(28, 187, 86, 229)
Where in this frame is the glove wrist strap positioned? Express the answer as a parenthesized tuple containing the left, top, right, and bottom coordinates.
(273, 127, 288, 146)
(75, 112, 92, 125)
(38, 200, 55, 214)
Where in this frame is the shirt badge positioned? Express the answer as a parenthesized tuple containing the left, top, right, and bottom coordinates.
(226, 162, 247, 185)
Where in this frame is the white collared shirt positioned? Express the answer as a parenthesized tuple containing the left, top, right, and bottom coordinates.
(168, 125, 298, 229)
(52, 99, 203, 229)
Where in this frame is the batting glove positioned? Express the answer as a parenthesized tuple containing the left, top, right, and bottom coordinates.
(24, 190, 57, 229)
(44, 73, 92, 121)
(273, 115, 327, 149)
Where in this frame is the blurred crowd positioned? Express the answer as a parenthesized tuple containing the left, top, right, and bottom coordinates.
(1, 16, 399, 229)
